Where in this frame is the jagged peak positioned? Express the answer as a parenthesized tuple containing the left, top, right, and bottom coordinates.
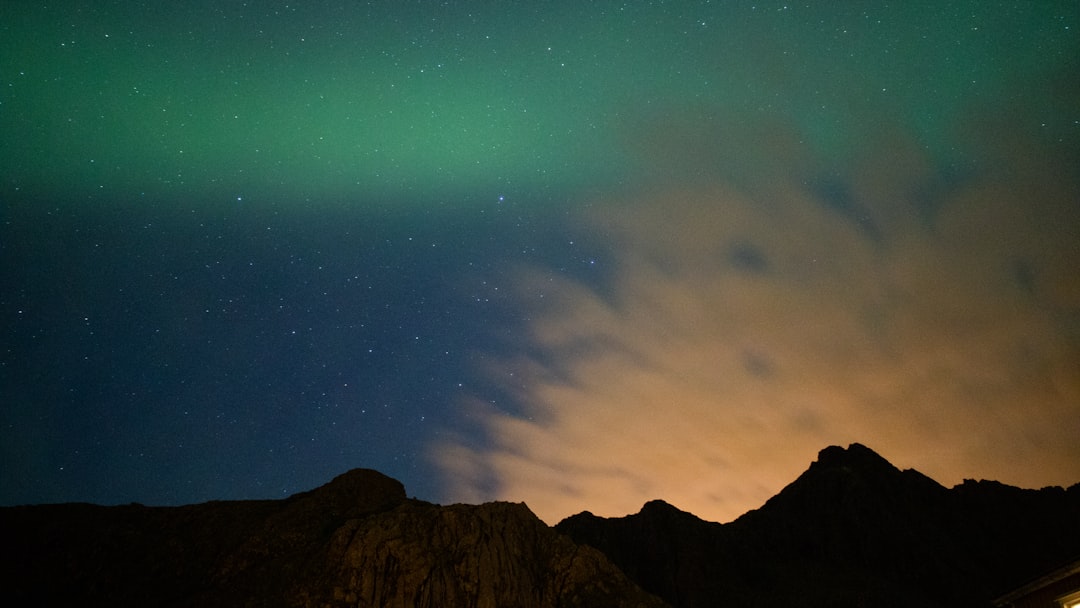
(812, 443, 899, 474)
(733, 443, 947, 525)
(799, 443, 949, 494)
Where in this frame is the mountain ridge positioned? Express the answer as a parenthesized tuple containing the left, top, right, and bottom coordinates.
(0, 468, 664, 607)
(3, 443, 1078, 607)
(557, 443, 1080, 607)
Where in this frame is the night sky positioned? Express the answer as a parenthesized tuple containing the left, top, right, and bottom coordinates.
(2, 1, 1078, 524)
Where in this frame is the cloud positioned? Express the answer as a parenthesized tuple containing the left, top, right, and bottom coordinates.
(434, 116, 1080, 525)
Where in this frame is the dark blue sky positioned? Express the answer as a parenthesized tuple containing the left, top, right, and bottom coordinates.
(2, 1, 1078, 523)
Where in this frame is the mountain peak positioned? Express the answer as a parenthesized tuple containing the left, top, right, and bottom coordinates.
(284, 467, 407, 520)
(812, 443, 899, 475)
(637, 499, 711, 526)
(797, 442, 947, 494)
(318, 467, 406, 501)
(639, 499, 680, 515)
(733, 442, 947, 530)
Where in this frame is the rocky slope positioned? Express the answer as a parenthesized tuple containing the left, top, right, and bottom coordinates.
(0, 468, 665, 607)
(556, 443, 1080, 608)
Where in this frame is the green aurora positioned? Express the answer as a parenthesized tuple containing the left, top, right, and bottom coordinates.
(3, 2, 1075, 204)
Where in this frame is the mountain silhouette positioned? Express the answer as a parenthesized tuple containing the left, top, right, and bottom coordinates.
(0, 468, 663, 607)
(556, 443, 1080, 607)
(2, 444, 1077, 607)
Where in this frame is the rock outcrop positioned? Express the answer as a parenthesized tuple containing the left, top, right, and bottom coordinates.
(556, 443, 1080, 608)
(0, 468, 665, 607)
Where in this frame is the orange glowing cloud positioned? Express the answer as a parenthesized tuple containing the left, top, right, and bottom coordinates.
(434, 124, 1080, 525)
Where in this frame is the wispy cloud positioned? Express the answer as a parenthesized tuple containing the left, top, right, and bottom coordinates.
(435, 118, 1080, 525)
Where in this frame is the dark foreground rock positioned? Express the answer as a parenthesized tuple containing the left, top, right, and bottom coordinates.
(556, 443, 1080, 608)
(0, 468, 665, 608)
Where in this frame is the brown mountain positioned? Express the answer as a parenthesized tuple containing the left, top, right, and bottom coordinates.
(0, 468, 664, 607)
(556, 443, 1080, 608)
(3, 444, 1077, 607)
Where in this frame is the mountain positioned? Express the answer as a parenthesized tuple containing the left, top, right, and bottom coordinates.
(556, 443, 1080, 608)
(0, 468, 665, 608)
(3, 445, 1077, 607)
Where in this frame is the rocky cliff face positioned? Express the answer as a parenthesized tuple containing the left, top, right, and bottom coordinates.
(303, 500, 664, 608)
(556, 443, 1080, 608)
(0, 468, 665, 608)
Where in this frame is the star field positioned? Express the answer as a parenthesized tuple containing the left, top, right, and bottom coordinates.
(2, 1, 1078, 522)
